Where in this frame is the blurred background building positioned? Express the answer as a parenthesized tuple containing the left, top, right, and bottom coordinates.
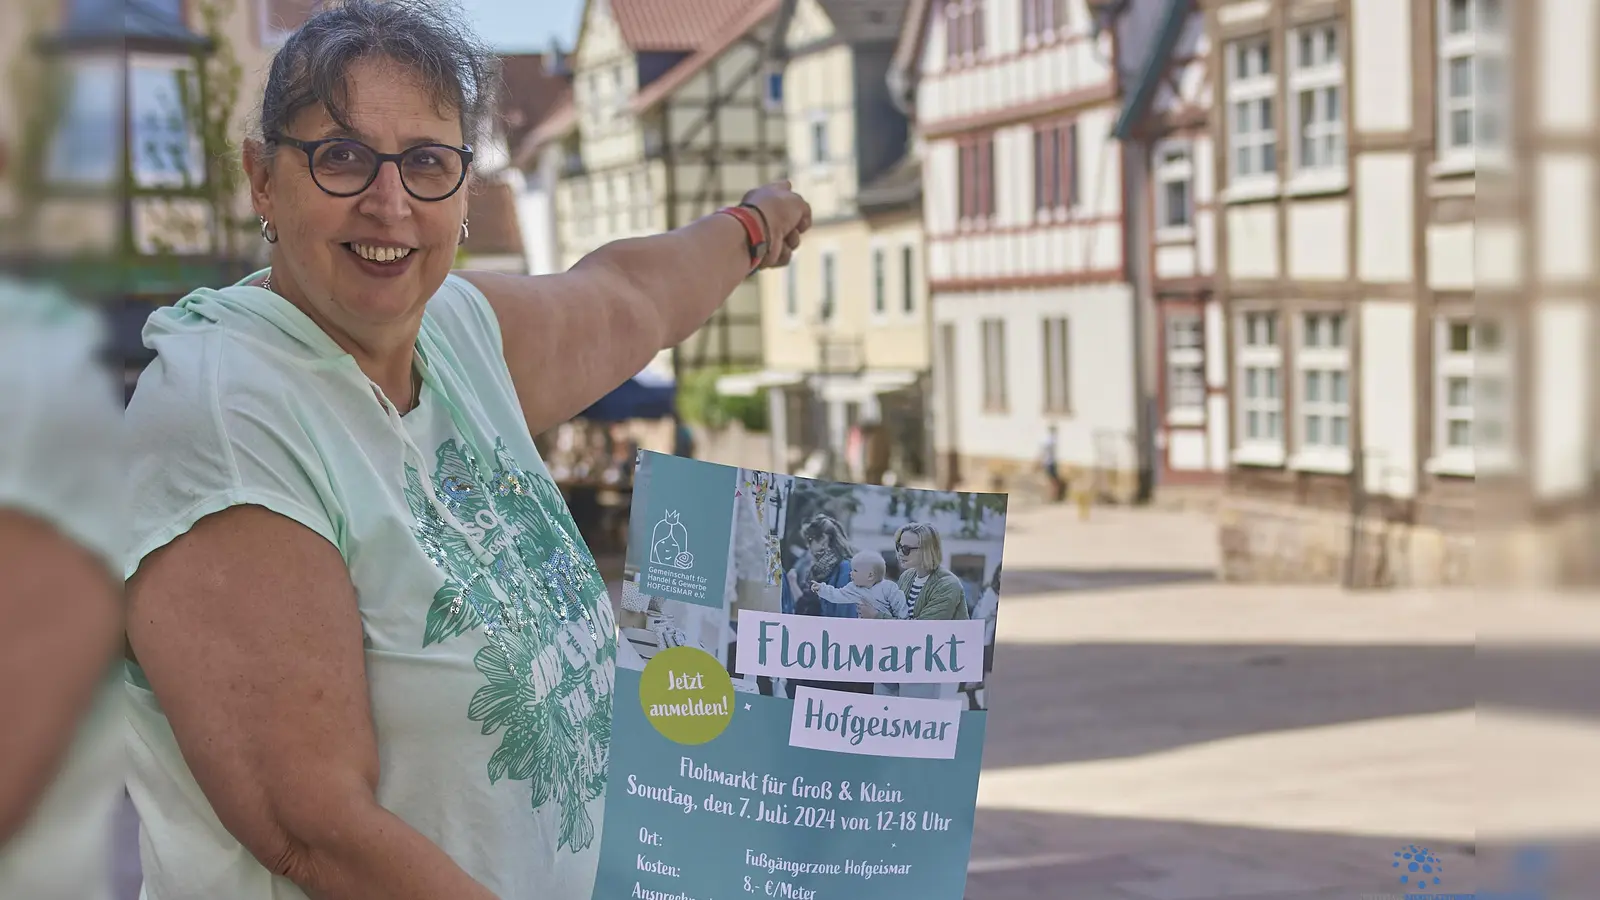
(8, 0, 1591, 592)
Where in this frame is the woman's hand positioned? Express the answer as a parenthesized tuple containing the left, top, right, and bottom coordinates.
(740, 181, 812, 269)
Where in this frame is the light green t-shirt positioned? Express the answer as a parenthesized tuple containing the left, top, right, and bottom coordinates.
(122, 273, 617, 899)
(0, 277, 126, 900)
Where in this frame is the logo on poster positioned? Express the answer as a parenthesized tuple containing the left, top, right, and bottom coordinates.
(650, 510, 695, 570)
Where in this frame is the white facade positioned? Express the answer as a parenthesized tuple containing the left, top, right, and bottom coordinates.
(515, 153, 562, 276)
(912, 0, 1140, 489)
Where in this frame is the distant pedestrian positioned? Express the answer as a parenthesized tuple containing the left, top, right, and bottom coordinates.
(1040, 424, 1065, 502)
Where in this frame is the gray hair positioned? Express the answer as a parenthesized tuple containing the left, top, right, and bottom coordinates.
(254, 0, 499, 159)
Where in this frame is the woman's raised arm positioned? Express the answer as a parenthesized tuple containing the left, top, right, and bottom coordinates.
(463, 182, 810, 436)
(127, 506, 499, 900)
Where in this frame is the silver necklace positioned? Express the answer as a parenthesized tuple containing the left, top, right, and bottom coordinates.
(259, 272, 420, 410)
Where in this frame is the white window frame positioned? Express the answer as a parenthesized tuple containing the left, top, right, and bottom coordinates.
(870, 243, 889, 322)
(1154, 139, 1195, 240)
(1426, 317, 1476, 476)
(1287, 21, 1347, 193)
(980, 318, 1008, 413)
(818, 250, 837, 324)
(784, 261, 801, 326)
(1224, 36, 1279, 201)
(1166, 314, 1205, 425)
(1290, 311, 1353, 473)
(1425, 315, 1516, 475)
(1435, 0, 1508, 174)
(1234, 311, 1285, 465)
(1042, 316, 1071, 415)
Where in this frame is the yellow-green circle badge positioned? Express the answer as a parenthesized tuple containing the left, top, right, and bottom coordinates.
(638, 646, 735, 745)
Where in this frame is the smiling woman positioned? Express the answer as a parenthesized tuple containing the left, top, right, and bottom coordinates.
(119, 1, 811, 899)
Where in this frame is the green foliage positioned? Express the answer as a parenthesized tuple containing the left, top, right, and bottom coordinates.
(185, 0, 254, 259)
(677, 367, 769, 432)
(886, 486, 1008, 539)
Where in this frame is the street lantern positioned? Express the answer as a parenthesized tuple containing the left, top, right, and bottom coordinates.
(26, 0, 214, 288)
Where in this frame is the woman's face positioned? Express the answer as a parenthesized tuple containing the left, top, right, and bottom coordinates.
(806, 535, 831, 558)
(247, 56, 469, 341)
(895, 531, 923, 571)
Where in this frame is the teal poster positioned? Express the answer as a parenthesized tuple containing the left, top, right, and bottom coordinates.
(595, 453, 1008, 900)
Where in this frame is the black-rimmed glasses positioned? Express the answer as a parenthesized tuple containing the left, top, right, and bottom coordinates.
(268, 133, 474, 201)
(896, 542, 920, 556)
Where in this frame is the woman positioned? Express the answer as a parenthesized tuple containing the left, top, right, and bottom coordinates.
(120, 2, 811, 898)
(782, 513, 859, 620)
(893, 522, 969, 622)
(0, 277, 125, 899)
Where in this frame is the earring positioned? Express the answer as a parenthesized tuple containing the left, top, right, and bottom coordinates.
(259, 216, 278, 244)
(460, 220, 470, 243)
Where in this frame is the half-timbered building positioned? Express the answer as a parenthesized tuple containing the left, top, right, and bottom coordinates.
(891, 0, 1149, 497)
(1206, 0, 1505, 585)
(518, 0, 789, 380)
(1114, 1, 1227, 487)
(718, 0, 931, 482)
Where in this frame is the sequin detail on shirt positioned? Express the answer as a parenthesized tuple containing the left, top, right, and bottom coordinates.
(405, 437, 616, 853)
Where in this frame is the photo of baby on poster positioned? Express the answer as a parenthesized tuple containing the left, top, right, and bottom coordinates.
(594, 451, 1008, 900)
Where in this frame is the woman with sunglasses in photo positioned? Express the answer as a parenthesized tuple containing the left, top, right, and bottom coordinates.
(119, 2, 810, 898)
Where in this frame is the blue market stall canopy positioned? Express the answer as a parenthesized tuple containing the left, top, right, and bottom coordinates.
(580, 366, 676, 421)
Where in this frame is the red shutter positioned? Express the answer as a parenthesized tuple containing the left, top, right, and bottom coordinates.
(1066, 121, 1079, 207)
(982, 135, 995, 219)
(973, 0, 987, 53)
(1036, 128, 1049, 209)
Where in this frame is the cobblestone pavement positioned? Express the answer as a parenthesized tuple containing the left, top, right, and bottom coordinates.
(963, 502, 1600, 900)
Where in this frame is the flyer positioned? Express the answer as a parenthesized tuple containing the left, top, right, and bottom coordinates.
(593, 451, 1008, 900)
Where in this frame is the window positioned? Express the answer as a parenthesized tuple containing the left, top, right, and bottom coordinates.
(901, 245, 917, 313)
(1295, 312, 1351, 463)
(810, 115, 829, 164)
(1436, 320, 1475, 458)
(819, 252, 836, 322)
(981, 319, 1008, 411)
(872, 248, 887, 315)
(958, 134, 996, 223)
(47, 59, 122, 185)
(1236, 311, 1283, 459)
(1289, 23, 1345, 180)
(1033, 121, 1079, 215)
(1430, 317, 1508, 474)
(1226, 37, 1277, 188)
(1437, 0, 1506, 165)
(763, 66, 785, 113)
(1154, 142, 1193, 230)
(785, 263, 799, 319)
(945, 0, 986, 65)
(1166, 315, 1205, 413)
(1022, 0, 1067, 43)
(1042, 317, 1071, 413)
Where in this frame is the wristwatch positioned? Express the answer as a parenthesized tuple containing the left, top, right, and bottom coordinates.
(718, 205, 768, 272)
